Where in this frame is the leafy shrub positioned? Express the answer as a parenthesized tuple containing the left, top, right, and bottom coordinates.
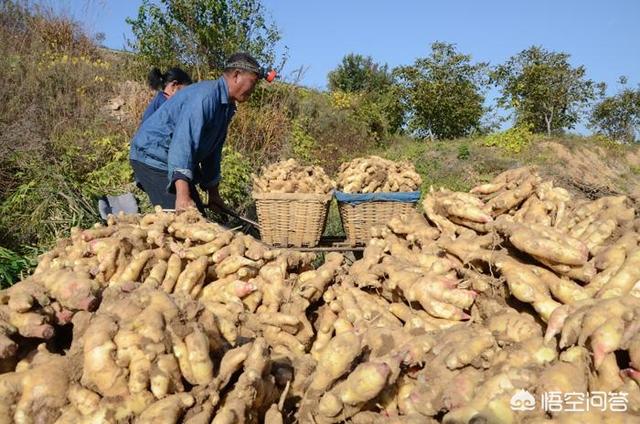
(219, 146, 252, 212)
(354, 90, 404, 143)
(330, 90, 361, 110)
(590, 134, 624, 151)
(0, 121, 141, 247)
(82, 135, 134, 198)
(589, 86, 640, 143)
(289, 118, 317, 163)
(483, 124, 534, 153)
(329, 89, 402, 143)
(328, 53, 405, 141)
(227, 82, 295, 163)
(286, 89, 372, 174)
(457, 143, 471, 160)
(0, 169, 98, 247)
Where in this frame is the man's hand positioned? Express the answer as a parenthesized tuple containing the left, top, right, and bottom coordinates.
(175, 179, 196, 212)
(206, 185, 228, 213)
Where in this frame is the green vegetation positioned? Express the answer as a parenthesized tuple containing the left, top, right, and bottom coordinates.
(0, 1, 137, 249)
(328, 53, 393, 93)
(219, 145, 253, 211)
(590, 79, 640, 143)
(127, 0, 283, 77)
(394, 42, 488, 140)
(0, 246, 38, 288)
(328, 54, 403, 141)
(289, 118, 317, 163)
(483, 124, 534, 153)
(457, 143, 471, 160)
(491, 46, 606, 136)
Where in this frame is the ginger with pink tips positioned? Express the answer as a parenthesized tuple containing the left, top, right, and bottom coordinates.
(33, 269, 100, 312)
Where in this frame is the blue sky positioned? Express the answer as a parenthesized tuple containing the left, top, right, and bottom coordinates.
(59, 0, 639, 131)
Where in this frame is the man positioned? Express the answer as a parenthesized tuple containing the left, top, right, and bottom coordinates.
(130, 52, 266, 212)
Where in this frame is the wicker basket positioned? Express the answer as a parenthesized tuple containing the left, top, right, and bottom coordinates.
(337, 191, 420, 246)
(253, 192, 332, 247)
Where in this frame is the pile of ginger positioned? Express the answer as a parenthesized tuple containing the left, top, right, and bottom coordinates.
(336, 155, 422, 193)
(2, 166, 640, 423)
(252, 159, 335, 195)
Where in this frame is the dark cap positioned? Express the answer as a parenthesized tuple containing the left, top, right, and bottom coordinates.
(224, 52, 261, 75)
(224, 52, 277, 82)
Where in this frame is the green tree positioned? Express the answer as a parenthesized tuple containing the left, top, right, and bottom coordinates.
(590, 80, 640, 143)
(492, 46, 605, 136)
(328, 53, 393, 93)
(328, 54, 404, 139)
(394, 42, 488, 140)
(126, 0, 283, 78)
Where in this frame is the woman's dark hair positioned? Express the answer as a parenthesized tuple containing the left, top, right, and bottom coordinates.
(147, 67, 192, 90)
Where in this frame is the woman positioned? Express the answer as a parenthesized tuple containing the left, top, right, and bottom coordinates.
(140, 67, 192, 122)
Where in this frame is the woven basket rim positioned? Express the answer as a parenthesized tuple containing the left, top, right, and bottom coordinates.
(252, 191, 333, 202)
(334, 190, 421, 194)
(337, 199, 419, 205)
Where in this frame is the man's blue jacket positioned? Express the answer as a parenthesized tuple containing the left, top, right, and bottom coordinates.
(130, 77, 236, 192)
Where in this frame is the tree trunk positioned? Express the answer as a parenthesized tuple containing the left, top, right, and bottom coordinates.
(426, 128, 435, 142)
(626, 121, 635, 144)
(544, 106, 554, 136)
(545, 117, 551, 136)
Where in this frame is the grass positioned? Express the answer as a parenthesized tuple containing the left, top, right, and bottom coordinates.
(378, 136, 500, 194)
(0, 246, 39, 288)
(323, 199, 346, 238)
(375, 133, 640, 201)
